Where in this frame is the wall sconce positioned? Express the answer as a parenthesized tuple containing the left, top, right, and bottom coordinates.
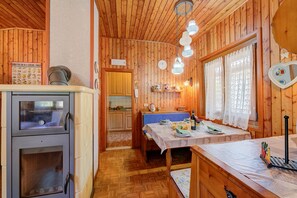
(184, 77, 193, 87)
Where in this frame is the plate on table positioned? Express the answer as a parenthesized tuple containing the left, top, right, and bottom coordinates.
(206, 130, 224, 135)
(206, 126, 224, 135)
(160, 119, 171, 125)
(174, 132, 191, 138)
(175, 128, 192, 138)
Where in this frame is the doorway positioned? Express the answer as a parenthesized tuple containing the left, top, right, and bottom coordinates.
(106, 71, 132, 149)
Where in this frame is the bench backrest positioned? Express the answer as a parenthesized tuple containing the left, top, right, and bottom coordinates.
(143, 112, 190, 126)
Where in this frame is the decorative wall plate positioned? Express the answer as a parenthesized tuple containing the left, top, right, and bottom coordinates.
(158, 60, 167, 70)
(268, 61, 297, 89)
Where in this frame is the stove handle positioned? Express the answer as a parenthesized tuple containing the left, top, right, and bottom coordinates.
(64, 172, 70, 194)
(64, 112, 70, 130)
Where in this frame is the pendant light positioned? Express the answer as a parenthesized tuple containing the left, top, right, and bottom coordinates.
(187, 20, 199, 35)
(172, 67, 184, 75)
(182, 45, 193, 57)
(172, 2, 184, 75)
(179, 31, 192, 46)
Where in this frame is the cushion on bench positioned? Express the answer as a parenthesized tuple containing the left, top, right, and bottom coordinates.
(143, 112, 190, 125)
(170, 168, 191, 198)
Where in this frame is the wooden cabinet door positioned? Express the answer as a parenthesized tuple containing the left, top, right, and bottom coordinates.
(124, 73, 132, 96)
(115, 72, 124, 95)
(125, 112, 132, 130)
(108, 112, 125, 131)
(108, 72, 118, 95)
(108, 72, 131, 96)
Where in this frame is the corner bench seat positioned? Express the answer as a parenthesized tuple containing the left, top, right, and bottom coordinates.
(169, 168, 191, 198)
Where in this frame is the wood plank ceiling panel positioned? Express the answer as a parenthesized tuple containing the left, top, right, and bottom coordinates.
(98, 0, 248, 44)
(0, 0, 45, 30)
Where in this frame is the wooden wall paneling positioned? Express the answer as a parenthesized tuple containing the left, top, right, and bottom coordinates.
(194, 0, 248, 41)
(220, 21, 225, 48)
(3, 30, 8, 84)
(280, 52, 294, 134)
(270, 0, 282, 136)
(216, 25, 221, 51)
(13, 30, 18, 62)
(33, 31, 38, 62)
(28, 30, 33, 62)
(240, 4, 247, 37)
(0, 28, 46, 84)
(247, 0, 254, 34)
(292, 54, 297, 134)
(8, 30, 14, 83)
(253, 0, 260, 31)
(225, 17, 230, 46)
(230, 13, 235, 43)
(18, 30, 24, 62)
(261, 0, 272, 137)
(235, 9, 241, 41)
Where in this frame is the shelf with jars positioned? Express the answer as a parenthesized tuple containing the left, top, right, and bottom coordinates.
(151, 84, 182, 93)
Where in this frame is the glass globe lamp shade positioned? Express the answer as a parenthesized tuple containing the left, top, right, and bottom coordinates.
(182, 45, 193, 57)
(173, 57, 184, 68)
(187, 20, 199, 35)
(179, 31, 192, 46)
(171, 67, 184, 75)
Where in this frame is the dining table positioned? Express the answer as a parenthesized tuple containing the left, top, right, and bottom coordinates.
(142, 120, 251, 177)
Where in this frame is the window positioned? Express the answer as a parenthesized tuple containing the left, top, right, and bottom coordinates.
(204, 44, 256, 130)
(204, 57, 224, 120)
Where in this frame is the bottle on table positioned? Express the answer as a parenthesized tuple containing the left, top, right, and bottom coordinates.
(191, 110, 196, 130)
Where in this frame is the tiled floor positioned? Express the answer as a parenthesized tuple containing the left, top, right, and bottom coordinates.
(107, 131, 132, 148)
(93, 148, 191, 198)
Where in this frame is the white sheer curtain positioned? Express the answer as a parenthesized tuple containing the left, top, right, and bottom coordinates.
(205, 57, 224, 120)
(223, 45, 255, 130)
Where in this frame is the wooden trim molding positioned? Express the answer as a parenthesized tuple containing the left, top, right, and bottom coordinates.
(43, 0, 50, 85)
(100, 68, 135, 152)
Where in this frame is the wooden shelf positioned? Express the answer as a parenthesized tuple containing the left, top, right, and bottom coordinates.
(151, 90, 182, 93)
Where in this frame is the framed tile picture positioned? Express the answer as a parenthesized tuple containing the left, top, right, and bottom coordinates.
(10, 62, 42, 85)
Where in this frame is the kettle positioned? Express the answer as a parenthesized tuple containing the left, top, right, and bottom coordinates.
(149, 103, 156, 112)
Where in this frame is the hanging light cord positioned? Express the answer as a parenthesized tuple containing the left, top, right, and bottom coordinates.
(175, 10, 179, 58)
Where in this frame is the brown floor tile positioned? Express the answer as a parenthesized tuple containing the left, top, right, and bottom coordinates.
(93, 148, 191, 197)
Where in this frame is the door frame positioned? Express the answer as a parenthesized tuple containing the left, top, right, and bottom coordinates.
(100, 68, 135, 152)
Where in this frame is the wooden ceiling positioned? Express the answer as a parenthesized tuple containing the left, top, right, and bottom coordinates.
(98, 0, 248, 44)
(0, 0, 45, 30)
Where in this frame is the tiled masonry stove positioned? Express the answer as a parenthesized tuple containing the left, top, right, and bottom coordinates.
(6, 92, 74, 198)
